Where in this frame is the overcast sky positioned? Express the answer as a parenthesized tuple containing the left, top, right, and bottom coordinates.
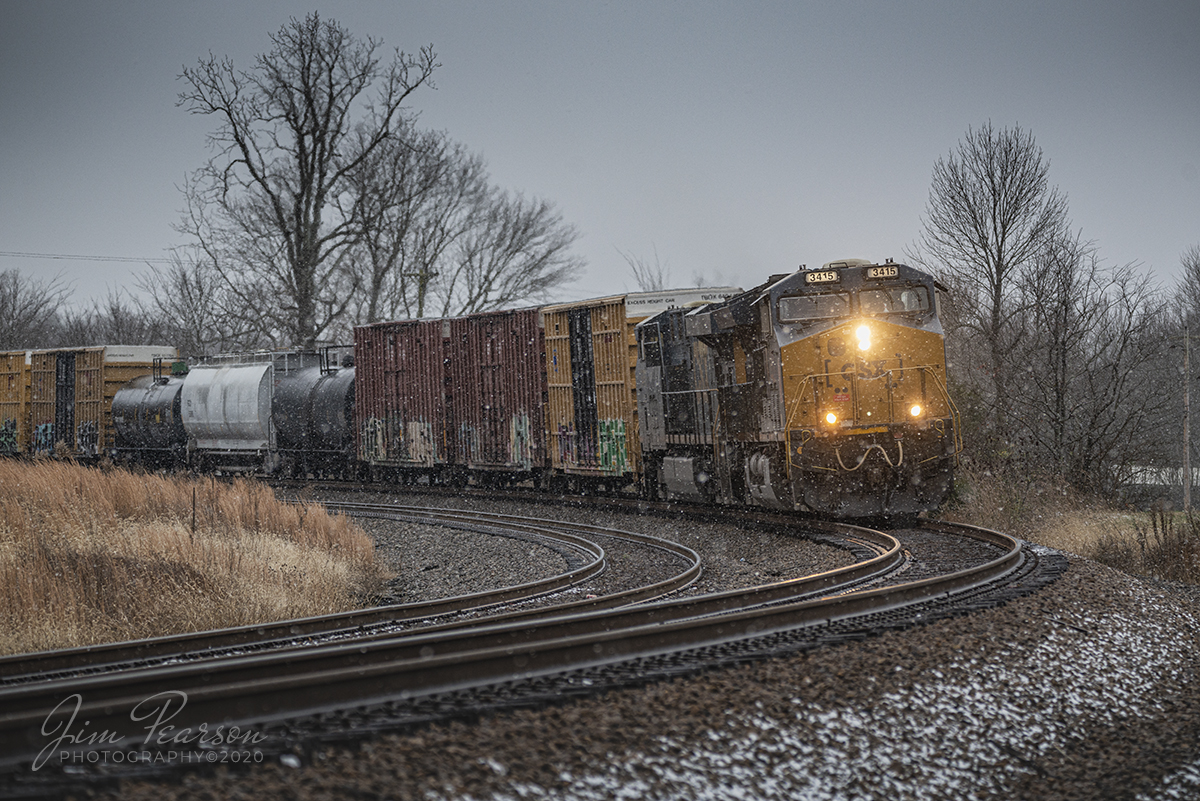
(1, 0, 1197, 308)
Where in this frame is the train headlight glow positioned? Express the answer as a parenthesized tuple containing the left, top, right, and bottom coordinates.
(910, 404, 923, 417)
(825, 412, 838, 425)
(856, 324, 871, 351)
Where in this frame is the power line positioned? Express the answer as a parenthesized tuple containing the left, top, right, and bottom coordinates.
(0, 250, 173, 264)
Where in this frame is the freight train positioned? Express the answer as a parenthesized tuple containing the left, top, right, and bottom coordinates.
(0, 260, 961, 518)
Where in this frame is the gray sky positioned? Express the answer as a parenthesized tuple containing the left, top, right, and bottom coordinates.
(1, 0, 1197, 308)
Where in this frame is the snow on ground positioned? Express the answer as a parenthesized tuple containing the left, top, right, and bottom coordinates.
(108, 557, 1200, 801)
(427, 569, 1200, 801)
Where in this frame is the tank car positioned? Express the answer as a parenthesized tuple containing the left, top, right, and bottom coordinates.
(111, 361, 189, 465)
(636, 259, 960, 517)
(273, 348, 356, 478)
(181, 354, 277, 471)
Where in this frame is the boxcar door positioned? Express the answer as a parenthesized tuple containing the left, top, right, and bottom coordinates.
(567, 307, 597, 467)
(54, 351, 75, 450)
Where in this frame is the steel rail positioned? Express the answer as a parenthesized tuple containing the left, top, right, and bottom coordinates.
(84, 516, 899, 669)
(0, 505, 709, 684)
(0, 509, 607, 680)
(0, 521, 1027, 771)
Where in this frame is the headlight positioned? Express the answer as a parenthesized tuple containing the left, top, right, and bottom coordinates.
(910, 404, 923, 417)
(856, 324, 871, 351)
(825, 412, 838, 425)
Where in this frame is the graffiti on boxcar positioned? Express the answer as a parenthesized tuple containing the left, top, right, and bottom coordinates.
(598, 418, 628, 474)
(360, 416, 437, 466)
(33, 423, 55, 454)
(459, 422, 480, 464)
(360, 417, 386, 463)
(76, 421, 99, 457)
(400, 420, 436, 465)
(0, 418, 17, 454)
(509, 412, 534, 469)
(557, 424, 577, 466)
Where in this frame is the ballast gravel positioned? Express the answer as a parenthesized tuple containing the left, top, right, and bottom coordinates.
(103, 498, 1200, 801)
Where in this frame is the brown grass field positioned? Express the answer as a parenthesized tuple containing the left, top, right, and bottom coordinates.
(0, 460, 386, 656)
(941, 464, 1200, 585)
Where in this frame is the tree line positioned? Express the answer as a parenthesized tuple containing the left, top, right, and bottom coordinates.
(2, 14, 584, 355)
(908, 122, 1197, 502)
(0, 14, 1194, 502)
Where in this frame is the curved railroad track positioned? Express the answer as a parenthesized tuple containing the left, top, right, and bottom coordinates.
(0, 504, 705, 684)
(0, 499, 1065, 794)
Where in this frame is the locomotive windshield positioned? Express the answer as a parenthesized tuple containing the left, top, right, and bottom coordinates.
(778, 292, 850, 322)
(858, 285, 931, 315)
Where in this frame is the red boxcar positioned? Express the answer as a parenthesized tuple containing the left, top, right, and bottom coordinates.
(354, 319, 450, 473)
(447, 308, 546, 480)
(355, 308, 548, 484)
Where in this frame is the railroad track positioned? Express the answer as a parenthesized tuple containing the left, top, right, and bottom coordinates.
(0, 504, 705, 684)
(0, 501, 1065, 793)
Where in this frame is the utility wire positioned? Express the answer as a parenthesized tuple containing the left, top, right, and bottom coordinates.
(0, 250, 173, 264)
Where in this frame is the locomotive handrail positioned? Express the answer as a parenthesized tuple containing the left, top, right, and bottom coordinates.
(925, 368, 964, 459)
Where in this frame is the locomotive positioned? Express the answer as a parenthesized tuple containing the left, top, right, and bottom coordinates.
(0, 260, 960, 519)
(635, 259, 959, 517)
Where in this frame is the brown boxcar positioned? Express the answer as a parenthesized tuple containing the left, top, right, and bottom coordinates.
(541, 287, 740, 487)
(29, 345, 177, 457)
(447, 308, 546, 478)
(0, 351, 31, 454)
(354, 319, 450, 471)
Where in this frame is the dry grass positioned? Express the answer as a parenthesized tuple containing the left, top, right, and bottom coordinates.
(0, 460, 386, 656)
(940, 463, 1200, 584)
(1089, 511, 1200, 585)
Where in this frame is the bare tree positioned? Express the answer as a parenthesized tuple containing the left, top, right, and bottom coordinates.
(177, 13, 437, 348)
(1174, 244, 1200, 507)
(434, 190, 583, 316)
(618, 245, 671, 291)
(908, 122, 1070, 439)
(138, 250, 271, 357)
(1008, 239, 1173, 491)
(340, 127, 491, 321)
(1013, 231, 1102, 469)
(0, 269, 70, 349)
(340, 120, 447, 323)
(341, 126, 581, 322)
(1066, 267, 1173, 493)
(55, 290, 171, 347)
(1178, 245, 1200, 316)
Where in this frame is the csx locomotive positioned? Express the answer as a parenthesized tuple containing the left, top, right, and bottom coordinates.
(636, 259, 959, 517)
(0, 260, 960, 518)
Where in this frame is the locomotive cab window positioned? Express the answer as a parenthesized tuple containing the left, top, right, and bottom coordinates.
(858, 285, 931, 316)
(778, 292, 850, 323)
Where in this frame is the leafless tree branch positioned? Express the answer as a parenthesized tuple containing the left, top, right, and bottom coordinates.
(176, 12, 438, 347)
